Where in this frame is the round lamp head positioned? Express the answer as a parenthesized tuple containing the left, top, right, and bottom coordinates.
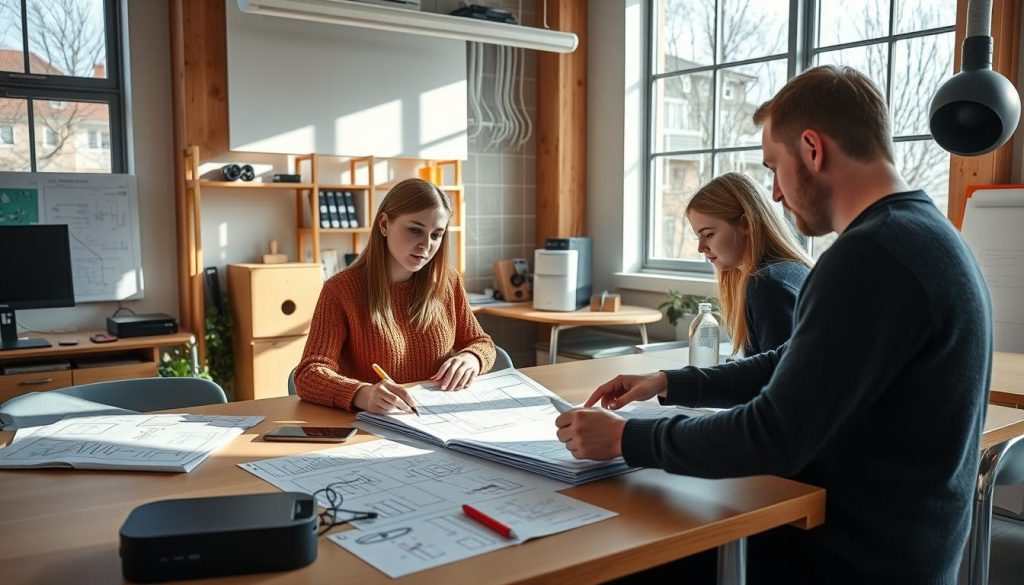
(929, 67, 1021, 156)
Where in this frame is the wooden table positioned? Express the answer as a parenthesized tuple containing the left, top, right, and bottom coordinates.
(0, 356, 824, 585)
(627, 346, 1024, 585)
(473, 303, 663, 364)
(989, 352, 1024, 408)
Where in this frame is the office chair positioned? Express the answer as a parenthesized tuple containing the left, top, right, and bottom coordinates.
(0, 377, 227, 430)
(965, 434, 1024, 585)
(492, 346, 514, 372)
(288, 367, 297, 396)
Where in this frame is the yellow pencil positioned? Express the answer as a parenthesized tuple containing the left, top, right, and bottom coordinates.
(371, 363, 420, 416)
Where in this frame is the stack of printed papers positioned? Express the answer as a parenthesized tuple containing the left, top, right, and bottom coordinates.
(356, 369, 701, 484)
(0, 414, 263, 473)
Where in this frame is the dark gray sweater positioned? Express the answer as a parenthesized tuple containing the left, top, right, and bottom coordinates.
(622, 191, 992, 584)
(744, 261, 809, 355)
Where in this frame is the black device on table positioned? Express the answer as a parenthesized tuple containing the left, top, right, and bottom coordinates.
(264, 426, 357, 443)
(119, 492, 318, 582)
(0, 224, 75, 351)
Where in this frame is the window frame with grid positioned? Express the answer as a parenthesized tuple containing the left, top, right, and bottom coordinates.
(643, 0, 956, 271)
(0, 0, 126, 173)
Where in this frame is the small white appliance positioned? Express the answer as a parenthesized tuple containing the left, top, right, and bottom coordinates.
(533, 249, 578, 312)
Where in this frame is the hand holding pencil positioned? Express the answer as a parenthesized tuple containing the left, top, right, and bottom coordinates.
(372, 363, 420, 416)
(351, 363, 421, 415)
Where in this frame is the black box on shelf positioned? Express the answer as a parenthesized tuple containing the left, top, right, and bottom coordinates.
(106, 313, 179, 338)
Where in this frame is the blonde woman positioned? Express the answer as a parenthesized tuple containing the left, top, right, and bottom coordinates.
(685, 172, 811, 356)
(295, 178, 496, 414)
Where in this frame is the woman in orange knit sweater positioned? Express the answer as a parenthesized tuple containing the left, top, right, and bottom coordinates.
(295, 178, 496, 414)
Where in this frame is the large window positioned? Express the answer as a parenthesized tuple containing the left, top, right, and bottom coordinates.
(646, 0, 955, 270)
(0, 0, 124, 173)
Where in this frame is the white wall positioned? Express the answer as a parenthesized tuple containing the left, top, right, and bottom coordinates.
(225, 1, 467, 160)
(18, 0, 179, 335)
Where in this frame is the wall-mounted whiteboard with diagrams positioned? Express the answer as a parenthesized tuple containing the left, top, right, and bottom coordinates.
(961, 187, 1024, 352)
(0, 172, 143, 302)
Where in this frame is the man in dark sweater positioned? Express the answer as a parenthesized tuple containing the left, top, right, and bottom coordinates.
(555, 65, 992, 584)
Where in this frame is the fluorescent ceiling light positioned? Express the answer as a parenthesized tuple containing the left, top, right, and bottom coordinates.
(237, 0, 579, 53)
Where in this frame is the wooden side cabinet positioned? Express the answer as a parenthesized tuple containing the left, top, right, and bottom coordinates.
(228, 263, 323, 401)
(0, 331, 195, 403)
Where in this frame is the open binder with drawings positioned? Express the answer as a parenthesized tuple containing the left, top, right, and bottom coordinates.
(357, 369, 690, 484)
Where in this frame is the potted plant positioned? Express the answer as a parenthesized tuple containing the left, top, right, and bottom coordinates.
(158, 299, 234, 395)
(658, 290, 717, 341)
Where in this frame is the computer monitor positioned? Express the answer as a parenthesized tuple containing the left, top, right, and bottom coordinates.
(0, 224, 75, 350)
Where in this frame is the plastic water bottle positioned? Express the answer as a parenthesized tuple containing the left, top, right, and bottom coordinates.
(688, 302, 720, 368)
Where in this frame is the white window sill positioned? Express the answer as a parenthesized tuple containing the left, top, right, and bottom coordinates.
(613, 271, 717, 297)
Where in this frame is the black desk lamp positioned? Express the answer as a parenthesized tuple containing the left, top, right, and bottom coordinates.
(929, 0, 1021, 156)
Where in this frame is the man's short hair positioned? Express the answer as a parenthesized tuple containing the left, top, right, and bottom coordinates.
(753, 65, 894, 164)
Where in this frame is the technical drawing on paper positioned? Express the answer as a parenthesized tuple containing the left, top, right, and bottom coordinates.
(240, 439, 562, 528)
(386, 371, 566, 439)
(331, 510, 511, 578)
(329, 489, 617, 579)
(0, 414, 262, 471)
(45, 182, 141, 301)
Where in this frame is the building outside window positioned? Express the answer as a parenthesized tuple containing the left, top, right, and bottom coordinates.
(88, 129, 110, 150)
(646, 0, 955, 271)
(0, 124, 13, 146)
(0, 0, 125, 173)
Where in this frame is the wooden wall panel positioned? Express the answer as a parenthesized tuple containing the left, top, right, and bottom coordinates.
(948, 0, 1021, 227)
(170, 0, 231, 338)
(536, 0, 588, 247)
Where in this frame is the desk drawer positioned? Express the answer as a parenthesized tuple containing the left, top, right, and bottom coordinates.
(0, 370, 74, 402)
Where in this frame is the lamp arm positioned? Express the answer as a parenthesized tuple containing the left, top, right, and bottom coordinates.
(966, 0, 992, 38)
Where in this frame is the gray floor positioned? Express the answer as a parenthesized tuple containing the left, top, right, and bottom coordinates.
(959, 513, 1024, 585)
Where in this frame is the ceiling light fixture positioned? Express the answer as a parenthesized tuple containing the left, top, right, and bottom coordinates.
(237, 0, 579, 54)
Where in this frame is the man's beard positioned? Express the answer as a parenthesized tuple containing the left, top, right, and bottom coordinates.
(790, 160, 834, 237)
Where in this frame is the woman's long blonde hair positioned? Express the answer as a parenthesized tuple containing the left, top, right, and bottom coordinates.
(685, 172, 810, 352)
(348, 178, 454, 332)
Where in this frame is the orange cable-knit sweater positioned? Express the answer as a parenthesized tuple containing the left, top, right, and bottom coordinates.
(294, 266, 496, 410)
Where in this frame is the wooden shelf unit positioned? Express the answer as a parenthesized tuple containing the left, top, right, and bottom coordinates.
(180, 146, 465, 364)
(293, 153, 465, 273)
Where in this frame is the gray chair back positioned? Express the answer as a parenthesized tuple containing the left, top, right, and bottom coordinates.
(492, 347, 514, 371)
(56, 377, 227, 412)
(288, 367, 297, 395)
(996, 435, 1024, 486)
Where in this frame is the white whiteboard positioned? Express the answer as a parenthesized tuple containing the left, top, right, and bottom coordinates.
(961, 188, 1024, 352)
(0, 172, 144, 302)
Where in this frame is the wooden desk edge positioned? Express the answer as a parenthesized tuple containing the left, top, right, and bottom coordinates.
(0, 329, 195, 360)
(990, 390, 1024, 410)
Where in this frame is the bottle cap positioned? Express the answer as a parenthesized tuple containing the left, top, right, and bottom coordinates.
(698, 302, 713, 312)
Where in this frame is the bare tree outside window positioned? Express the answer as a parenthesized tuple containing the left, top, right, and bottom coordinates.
(650, 0, 789, 268)
(810, 0, 953, 258)
(0, 0, 24, 73)
(0, 0, 119, 173)
(27, 0, 106, 78)
(647, 0, 955, 269)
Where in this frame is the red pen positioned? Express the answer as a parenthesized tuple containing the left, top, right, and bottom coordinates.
(462, 504, 517, 539)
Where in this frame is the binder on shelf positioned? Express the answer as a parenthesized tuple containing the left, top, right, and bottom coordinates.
(333, 191, 351, 228)
(326, 191, 342, 229)
(343, 191, 358, 228)
(317, 191, 332, 229)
